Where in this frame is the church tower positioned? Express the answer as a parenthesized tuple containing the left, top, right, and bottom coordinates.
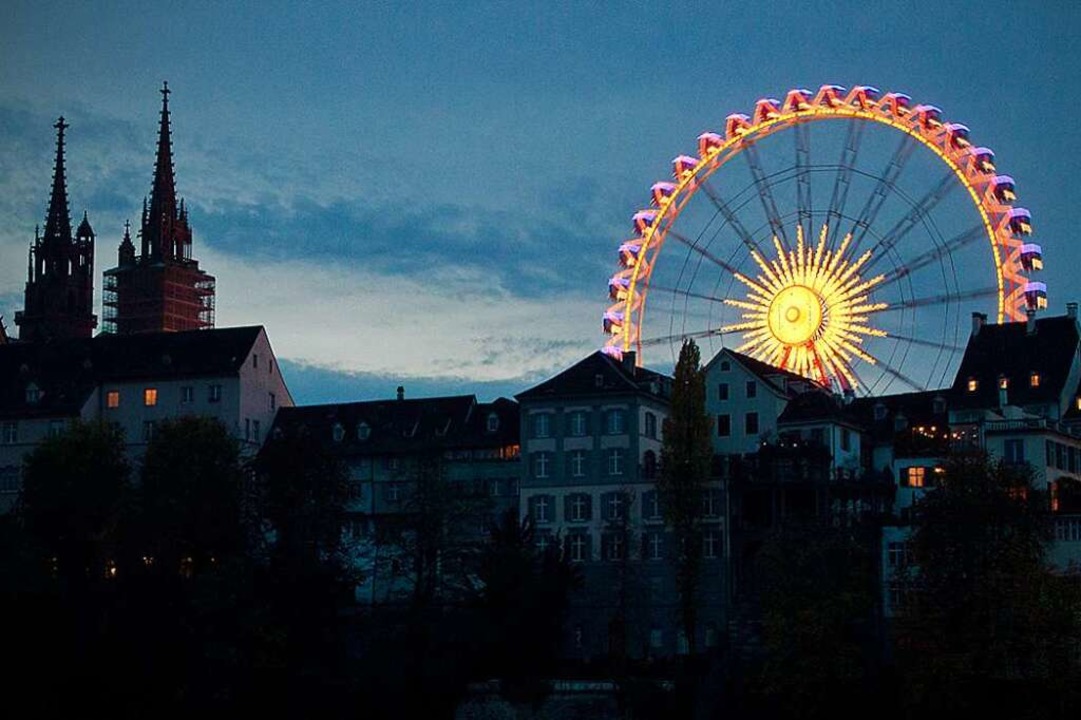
(102, 82, 215, 334)
(14, 117, 97, 342)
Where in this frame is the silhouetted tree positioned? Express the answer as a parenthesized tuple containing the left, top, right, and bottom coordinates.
(658, 339, 711, 654)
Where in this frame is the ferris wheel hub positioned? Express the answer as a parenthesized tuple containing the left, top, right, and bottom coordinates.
(769, 285, 823, 345)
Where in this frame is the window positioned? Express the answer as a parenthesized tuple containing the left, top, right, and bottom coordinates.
(645, 532, 664, 560)
(594, 374, 604, 388)
(642, 450, 657, 479)
(841, 428, 851, 452)
(1030, 371, 1041, 388)
(106, 390, 120, 409)
(332, 423, 345, 443)
(607, 448, 624, 476)
(1004, 438, 1025, 464)
(606, 492, 625, 520)
(650, 627, 663, 649)
(534, 452, 551, 478)
(357, 422, 371, 441)
(386, 484, 401, 503)
(0, 466, 20, 495)
(536, 532, 552, 553)
(25, 384, 40, 404)
(705, 623, 719, 649)
(143, 421, 156, 442)
(644, 411, 657, 439)
(718, 383, 729, 401)
(181, 386, 194, 403)
(568, 493, 591, 522)
(1, 422, 16, 445)
(873, 403, 887, 421)
(904, 466, 926, 488)
(998, 376, 1009, 390)
(702, 489, 720, 517)
(269, 392, 276, 411)
(603, 533, 625, 561)
(703, 529, 720, 559)
(643, 490, 662, 521)
(570, 450, 586, 477)
(533, 413, 551, 438)
(746, 381, 757, 398)
(606, 409, 626, 434)
(208, 384, 222, 403)
(717, 414, 731, 437)
(887, 541, 912, 569)
(745, 412, 759, 436)
(48, 420, 65, 438)
(569, 533, 589, 562)
(252, 353, 259, 369)
(810, 428, 825, 446)
(143, 388, 158, 407)
(568, 411, 587, 437)
(253, 420, 261, 443)
(719, 360, 731, 372)
(967, 377, 978, 393)
(486, 412, 500, 432)
(245, 419, 251, 441)
(531, 495, 552, 523)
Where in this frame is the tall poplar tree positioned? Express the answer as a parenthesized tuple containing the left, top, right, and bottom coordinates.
(658, 339, 712, 654)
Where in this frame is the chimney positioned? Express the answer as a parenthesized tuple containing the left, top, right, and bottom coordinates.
(1026, 308, 1037, 336)
(971, 312, 987, 336)
(622, 350, 637, 376)
(396, 385, 405, 401)
(1068, 302, 1078, 320)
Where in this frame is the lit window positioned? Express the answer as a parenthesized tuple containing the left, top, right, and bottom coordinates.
(967, 378, 978, 392)
(1076, 396, 1081, 411)
(106, 390, 120, 409)
(905, 466, 926, 488)
(999, 376, 1009, 390)
(143, 388, 158, 407)
(1030, 372, 1041, 388)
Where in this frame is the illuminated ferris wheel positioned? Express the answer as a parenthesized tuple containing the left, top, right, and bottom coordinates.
(603, 85, 1045, 395)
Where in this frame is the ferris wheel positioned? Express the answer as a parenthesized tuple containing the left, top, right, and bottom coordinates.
(603, 85, 1044, 396)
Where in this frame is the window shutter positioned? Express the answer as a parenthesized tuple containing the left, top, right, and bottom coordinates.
(584, 494, 593, 521)
(564, 494, 574, 520)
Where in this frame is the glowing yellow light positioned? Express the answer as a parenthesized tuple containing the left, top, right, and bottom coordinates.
(721, 224, 888, 389)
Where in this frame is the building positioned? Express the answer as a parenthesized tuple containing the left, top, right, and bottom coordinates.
(517, 350, 727, 659)
(14, 117, 97, 342)
(269, 390, 520, 604)
(102, 83, 215, 335)
(0, 326, 292, 511)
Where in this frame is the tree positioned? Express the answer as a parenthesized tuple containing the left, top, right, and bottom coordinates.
(657, 339, 712, 654)
(898, 451, 1081, 717)
(138, 416, 246, 576)
(19, 420, 130, 584)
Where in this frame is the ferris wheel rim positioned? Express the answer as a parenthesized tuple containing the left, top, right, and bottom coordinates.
(605, 85, 1040, 373)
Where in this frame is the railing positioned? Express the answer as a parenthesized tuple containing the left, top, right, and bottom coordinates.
(1054, 515, 1081, 542)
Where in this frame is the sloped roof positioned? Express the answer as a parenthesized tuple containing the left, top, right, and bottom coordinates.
(516, 351, 670, 401)
(271, 394, 520, 454)
(849, 390, 950, 443)
(778, 389, 862, 429)
(949, 315, 1079, 409)
(704, 347, 818, 398)
(0, 326, 263, 419)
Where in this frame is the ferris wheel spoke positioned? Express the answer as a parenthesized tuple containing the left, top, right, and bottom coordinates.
(876, 286, 999, 313)
(699, 179, 762, 255)
(872, 357, 927, 393)
(639, 327, 737, 348)
(646, 283, 726, 305)
(849, 135, 917, 253)
(876, 223, 986, 286)
(743, 143, 790, 248)
(795, 123, 813, 239)
(863, 172, 957, 273)
(825, 121, 865, 246)
(666, 228, 744, 277)
(882, 332, 966, 353)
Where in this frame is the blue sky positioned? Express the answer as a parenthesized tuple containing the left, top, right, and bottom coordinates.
(2, 1, 1079, 403)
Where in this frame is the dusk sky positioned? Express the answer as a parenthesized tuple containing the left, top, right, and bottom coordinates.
(2, 2, 1078, 404)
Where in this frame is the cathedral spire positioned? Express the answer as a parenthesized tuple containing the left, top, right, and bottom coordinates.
(43, 116, 73, 244)
(145, 81, 178, 258)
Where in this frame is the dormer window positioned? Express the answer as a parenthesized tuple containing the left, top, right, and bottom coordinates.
(486, 412, 499, 432)
(720, 360, 731, 372)
(332, 423, 345, 443)
(1030, 372, 1041, 388)
(594, 374, 604, 388)
(873, 403, 887, 421)
(967, 378, 978, 393)
(357, 422, 371, 441)
(998, 376, 1009, 390)
(25, 384, 40, 404)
